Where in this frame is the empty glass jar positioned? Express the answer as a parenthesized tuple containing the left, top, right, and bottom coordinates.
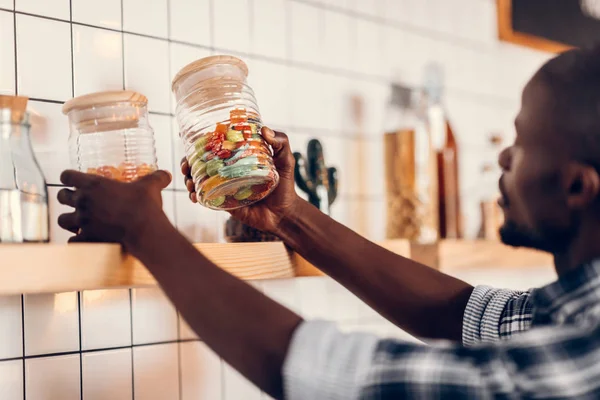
(62, 91, 158, 182)
(171, 55, 279, 210)
(0, 95, 49, 243)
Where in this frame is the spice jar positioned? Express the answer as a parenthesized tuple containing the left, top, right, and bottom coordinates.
(0, 95, 49, 243)
(62, 91, 158, 182)
(171, 55, 279, 210)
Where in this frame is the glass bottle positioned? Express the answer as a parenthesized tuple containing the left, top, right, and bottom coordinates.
(0, 95, 49, 243)
(424, 63, 462, 239)
(384, 83, 438, 243)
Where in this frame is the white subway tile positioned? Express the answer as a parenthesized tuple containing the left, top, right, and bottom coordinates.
(180, 341, 222, 400)
(289, 67, 326, 129)
(213, 0, 251, 54)
(247, 59, 290, 129)
(222, 362, 262, 400)
(353, 0, 383, 17)
(16, 15, 72, 101)
(81, 289, 131, 350)
(0, 296, 22, 360)
(252, 0, 287, 59)
(0, 0, 12, 9)
(16, 0, 69, 20)
(0, 360, 23, 399)
(72, 0, 121, 29)
(24, 292, 79, 356)
(327, 0, 353, 10)
(169, 43, 212, 114)
(259, 279, 301, 314)
(48, 186, 73, 243)
(26, 354, 80, 400)
(133, 343, 179, 400)
(296, 277, 332, 320)
(327, 279, 360, 322)
(131, 288, 178, 344)
(123, 34, 170, 113)
(73, 25, 123, 97)
(174, 191, 226, 243)
(82, 349, 132, 400)
(0, 11, 15, 95)
(162, 190, 176, 225)
(321, 10, 353, 71)
(178, 314, 198, 340)
(289, 1, 322, 65)
(122, 0, 168, 38)
(28, 101, 71, 185)
(355, 19, 383, 76)
(169, 0, 211, 46)
(148, 113, 174, 187)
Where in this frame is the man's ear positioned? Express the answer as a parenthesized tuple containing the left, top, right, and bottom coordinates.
(565, 163, 600, 209)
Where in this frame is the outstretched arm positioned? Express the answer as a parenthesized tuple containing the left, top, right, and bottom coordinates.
(182, 127, 474, 341)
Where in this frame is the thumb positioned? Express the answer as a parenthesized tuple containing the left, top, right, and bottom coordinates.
(261, 127, 294, 174)
(140, 170, 172, 189)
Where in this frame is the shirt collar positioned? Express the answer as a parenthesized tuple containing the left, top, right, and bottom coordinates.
(532, 260, 600, 325)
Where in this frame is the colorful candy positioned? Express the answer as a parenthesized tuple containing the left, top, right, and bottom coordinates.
(187, 108, 278, 210)
(86, 162, 156, 182)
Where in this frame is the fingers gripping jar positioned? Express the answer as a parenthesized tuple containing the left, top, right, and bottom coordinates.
(62, 91, 158, 182)
(172, 56, 279, 210)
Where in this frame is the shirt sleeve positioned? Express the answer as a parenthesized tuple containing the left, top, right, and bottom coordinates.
(283, 319, 598, 400)
(462, 285, 533, 346)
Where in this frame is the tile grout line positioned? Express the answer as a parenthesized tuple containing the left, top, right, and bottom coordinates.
(0, 338, 203, 363)
(77, 292, 83, 400)
(165, 0, 184, 397)
(120, 0, 125, 91)
(128, 288, 135, 400)
(13, 4, 18, 95)
(20, 294, 25, 400)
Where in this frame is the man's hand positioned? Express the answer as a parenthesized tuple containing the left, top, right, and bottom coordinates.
(181, 126, 300, 234)
(56, 169, 172, 251)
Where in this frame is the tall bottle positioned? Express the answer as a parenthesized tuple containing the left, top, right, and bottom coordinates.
(0, 95, 49, 243)
(384, 82, 438, 243)
(424, 63, 462, 239)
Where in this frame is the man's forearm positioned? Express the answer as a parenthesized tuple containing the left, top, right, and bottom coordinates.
(131, 217, 302, 399)
(276, 197, 474, 341)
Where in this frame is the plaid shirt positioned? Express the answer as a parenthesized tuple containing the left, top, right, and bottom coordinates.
(283, 261, 600, 399)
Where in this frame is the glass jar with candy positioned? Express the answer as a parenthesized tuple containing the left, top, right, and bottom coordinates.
(62, 90, 158, 182)
(171, 55, 279, 210)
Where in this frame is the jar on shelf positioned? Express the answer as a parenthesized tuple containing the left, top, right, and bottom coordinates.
(171, 55, 279, 210)
(0, 95, 49, 243)
(62, 91, 158, 182)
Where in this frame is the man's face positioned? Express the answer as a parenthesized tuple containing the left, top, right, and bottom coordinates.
(498, 76, 575, 252)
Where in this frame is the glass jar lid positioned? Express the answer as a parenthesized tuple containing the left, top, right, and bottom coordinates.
(171, 55, 249, 94)
(62, 90, 148, 134)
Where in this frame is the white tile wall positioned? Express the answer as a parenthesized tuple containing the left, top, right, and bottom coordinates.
(0, 0, 556, 398)
(82, 349, 133, 400)
(0, 360, 24, 400)
(26, 354, 80, 400)
(0, 11, 15, 95)
(72, 0, 122, 29)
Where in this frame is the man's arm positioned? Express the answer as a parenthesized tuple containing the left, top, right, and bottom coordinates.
(275, 197, 474, 341)
(132, 216, 302, 399)
(283, 319, 596, 399)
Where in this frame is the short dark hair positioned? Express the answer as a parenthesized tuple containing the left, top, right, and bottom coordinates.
(537, 45, 600, 168)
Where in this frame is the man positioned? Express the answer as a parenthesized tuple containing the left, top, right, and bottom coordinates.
(57, 46, 600, 399)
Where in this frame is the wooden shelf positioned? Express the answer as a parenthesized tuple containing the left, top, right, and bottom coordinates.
(0, 239, 552, 296)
